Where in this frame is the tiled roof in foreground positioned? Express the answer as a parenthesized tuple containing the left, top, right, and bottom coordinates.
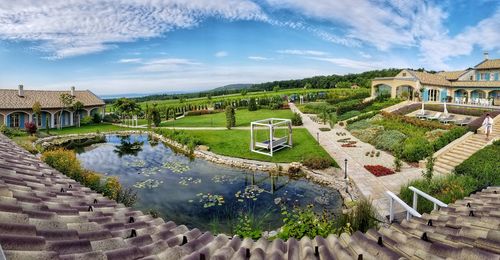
(0, 134, 499, 260)
(0, 89, 104, 110)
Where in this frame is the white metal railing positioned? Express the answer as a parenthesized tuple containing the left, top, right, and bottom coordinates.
(387, 191, 421, 222)
(0, 242, 6, 260)
(410, 186, 447, 211)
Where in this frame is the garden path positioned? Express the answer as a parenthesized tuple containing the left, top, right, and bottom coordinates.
(289, 103, 422, 219)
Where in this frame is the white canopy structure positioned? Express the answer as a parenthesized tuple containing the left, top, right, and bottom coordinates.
(250, 118, 292, 156)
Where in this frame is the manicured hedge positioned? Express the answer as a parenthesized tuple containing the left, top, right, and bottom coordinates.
(432, 127, 468, 151)
(185, 109, 219, 116)
(454, 140, 500, 188)
(402, 137, 432, 162)
(380, 111, 453, 130)
(336, 99, 374, 115)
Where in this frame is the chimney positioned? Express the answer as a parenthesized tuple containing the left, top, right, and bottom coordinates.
(18, 84, 24, 97)
(71, 86, 75, 96)
(484, 51, 489, 60)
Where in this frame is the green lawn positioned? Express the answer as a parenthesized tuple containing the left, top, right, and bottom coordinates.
(160, 109, 294, 127)
(49, 124, 131, 135)
(187, 128, 337, 164)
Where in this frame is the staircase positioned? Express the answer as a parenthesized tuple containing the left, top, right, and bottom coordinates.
(433, 116, 500, 175)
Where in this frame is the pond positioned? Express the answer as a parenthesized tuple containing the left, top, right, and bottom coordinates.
(76, 134, 342, 234)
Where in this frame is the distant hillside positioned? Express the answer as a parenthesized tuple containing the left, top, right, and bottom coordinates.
(210, 83, 252, 92)
(105, 68, 402, 103)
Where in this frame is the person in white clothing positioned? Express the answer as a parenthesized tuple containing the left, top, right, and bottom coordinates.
(482, 113, 493, 140)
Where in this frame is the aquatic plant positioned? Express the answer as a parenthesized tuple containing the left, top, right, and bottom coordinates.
(212, 174, 238, 184)
(163, 161, 190, 174)
(133, 179, 164, 189)
(235, 185, 265, 202)
(127, 159, 146, 168)
(196, 193, 225, 208)
(179, 177, 201, 186)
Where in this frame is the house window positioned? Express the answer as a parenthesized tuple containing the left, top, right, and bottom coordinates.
(402, 72, 407, 76)
(427, 89, 440, 102)
(469, 75, 473, 81)
(9, 113, 20, 128)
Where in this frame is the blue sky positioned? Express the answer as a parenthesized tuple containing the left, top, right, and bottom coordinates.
(0, 0, 499, 95)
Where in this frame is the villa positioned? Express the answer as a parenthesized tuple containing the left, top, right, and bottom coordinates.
(0, 85, 105, 129)
(371, 52, 500, 106)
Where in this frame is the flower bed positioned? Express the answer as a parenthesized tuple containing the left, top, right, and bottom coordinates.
(364, 165, 394, 177)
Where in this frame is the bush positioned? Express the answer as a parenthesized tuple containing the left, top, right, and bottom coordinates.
(402, 137, 432, 162)
(291, 112, 303, 126)
(185, 110, 218, 116)
(277, 205, 338, 239)
(0, 125, 26, 137)
(346, 120, 373, 131)
(24, 121, 37, 135)
(374, 130, 407, 151)
(81, 116, 93, 125)
(103, 114, 120, 123)
(454, 140, 500, 188)
(399, 175, 478, 213)
(234, 213, 262, 240)
(302, 156, 332, 169)
(431, 127, 468, 151)
(336, 99, 374, 115)
(92, 113, 102, 123)
(41, 148, 82, 179)
(350, 125, 384, 143)
(338, 110, 361, 121)
(248, 97, 258, 111)
(225, 106, 236, 129)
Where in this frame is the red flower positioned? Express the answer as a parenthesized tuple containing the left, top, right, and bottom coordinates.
(364, 165, 395, 177)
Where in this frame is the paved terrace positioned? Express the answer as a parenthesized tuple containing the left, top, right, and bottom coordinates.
(289, 103, 423, 218)
(0, 134, 500, 259)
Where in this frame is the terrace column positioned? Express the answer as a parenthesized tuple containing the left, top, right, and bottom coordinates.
(69, 112, 74, 126)
(50, 113, 55, 128)
(466, 90, 471, 104)
(28, 112, 32, 123)
(390, 85, 397, 98)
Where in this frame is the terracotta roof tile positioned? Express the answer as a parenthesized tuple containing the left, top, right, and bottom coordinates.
(451, 81, 500, 88)
(475, 59, 500, 70)
(408, 70, 452, 86)
(0, 133, 499, 259)
(437, 70, 467, 80)
(0, 89, 104, 110)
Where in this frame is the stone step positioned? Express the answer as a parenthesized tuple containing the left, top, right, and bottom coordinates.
(461, 141, 486, 148)
(440, 155, 464, 165)
(435, 158, 461, 168)
(442, 151, 470, 160)
(433, 164, 451, 175)
(433, 161, 455, 171)
(451, 146, 479, 155)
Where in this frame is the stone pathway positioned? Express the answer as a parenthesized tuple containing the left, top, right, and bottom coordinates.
(289, 103, 422, 218)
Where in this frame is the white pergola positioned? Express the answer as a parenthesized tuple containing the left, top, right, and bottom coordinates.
(250, 118, 292, 156)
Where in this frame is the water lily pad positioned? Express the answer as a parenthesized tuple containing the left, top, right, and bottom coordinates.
(127, 160, 146, 168)
(235, 185, 265, 202)
(163, 161, 190, 174)
(179, 177, 202, 186)
(196, 193, 225, 208)
(139, 166, 163, 176)
(133, 179, 163, 189)
(212, 175, 238, 184)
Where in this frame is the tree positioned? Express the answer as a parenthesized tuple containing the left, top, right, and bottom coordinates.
(273, 85, 280, 92)
(145, 103, 152, 128)
(32, 101, 42, 127)
(248, 97, 258, 111)
(151, 104, 161, 127)
(241, 89, 248, 96)
(225, 106, 236, 129)
(59, 93, 75, 129)
(335, 81, 352, 88)
(72, 101, 84, 127)
(303, 82, 312, 89)
(113, 98, 141, 125)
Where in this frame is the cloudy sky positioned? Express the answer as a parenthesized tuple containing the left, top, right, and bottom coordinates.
(0, 0, 499, 95)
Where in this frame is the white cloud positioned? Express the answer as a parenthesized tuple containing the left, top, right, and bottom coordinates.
(215, 51, 228, 57)
(309, 57, 384, 71)
(118, 58, 142, 64)
(277, 49, 329, 56)
(248, 56, 272, 61)
(136, 58, 202, 72)
(359, 51, 372, 59)
(0, 0, 266, 59)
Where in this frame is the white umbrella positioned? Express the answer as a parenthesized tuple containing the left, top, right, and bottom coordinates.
(443, 101, 448, 116)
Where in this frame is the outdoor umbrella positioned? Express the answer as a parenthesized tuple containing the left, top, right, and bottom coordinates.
(443, 101, 449, 116)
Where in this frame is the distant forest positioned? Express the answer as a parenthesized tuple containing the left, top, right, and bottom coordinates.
(105, 68, 402, 103)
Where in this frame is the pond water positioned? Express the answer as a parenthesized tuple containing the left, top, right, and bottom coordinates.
(76, 134, 342, 233)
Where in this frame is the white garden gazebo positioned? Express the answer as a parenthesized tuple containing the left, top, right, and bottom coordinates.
(250, 118, 292, 156)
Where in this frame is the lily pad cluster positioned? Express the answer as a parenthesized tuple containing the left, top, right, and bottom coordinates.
(127, 160, 146, 168)
(179, 177, 201, 186)
(212, 174, 238, 184)
(163, 161, 190, 174)
(235, 185, 265, 202)
(138, 166, 163, 176)
(133, 179, 164, 189)
(196, 193, 225, 208)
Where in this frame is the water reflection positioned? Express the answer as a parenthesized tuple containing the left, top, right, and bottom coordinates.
(113, 135, 144, 157)
(77, 134, 342, 233)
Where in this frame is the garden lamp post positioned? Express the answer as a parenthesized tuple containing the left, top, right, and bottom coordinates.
(317, 132, 319, 143)
(344, 159, 348, 193)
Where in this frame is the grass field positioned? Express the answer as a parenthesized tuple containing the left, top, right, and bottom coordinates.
(187, 128, 336, 164)
(49, 124, 130, 135)
(160, 108, 294, 127)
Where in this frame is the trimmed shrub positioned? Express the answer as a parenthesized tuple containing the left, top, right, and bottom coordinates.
(350, 126, 384, 143)
(248, 97, 258, 111)
(185, 110, 218, 116)
(225, 106, 236, 129)
(24, 121, 37, 135)
(336, 99, 374, 115)
(302, 156, 333, 169)
(399, 175, 478, 213)
(92, 113, 102, 123)
(454, 140, 500, 188)
(402, 137, 432, 162)
(431, 127, 468, 151)
(346, 120, 373, 131)
(374, 130, 407, 151)
(338, 110, 361, 121)
(346, 111, 378, 124)
(81, 116, 93, 125)
(291, 112, 303, 126)
(103, 114, 120, 123)
(425, 129, 448, 143)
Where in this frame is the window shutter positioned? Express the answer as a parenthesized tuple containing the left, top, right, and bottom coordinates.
(486, 73, 490, 81)
(495, 72, 499, 81)
(476, 72, 480, 81)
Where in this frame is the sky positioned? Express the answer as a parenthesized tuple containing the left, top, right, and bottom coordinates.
(0, 0, 499, 96)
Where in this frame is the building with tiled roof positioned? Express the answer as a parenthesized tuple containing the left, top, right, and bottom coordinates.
(0, 133, 499, 259)
(371, 52, 500, 106)
(0, 86, 105, 129)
